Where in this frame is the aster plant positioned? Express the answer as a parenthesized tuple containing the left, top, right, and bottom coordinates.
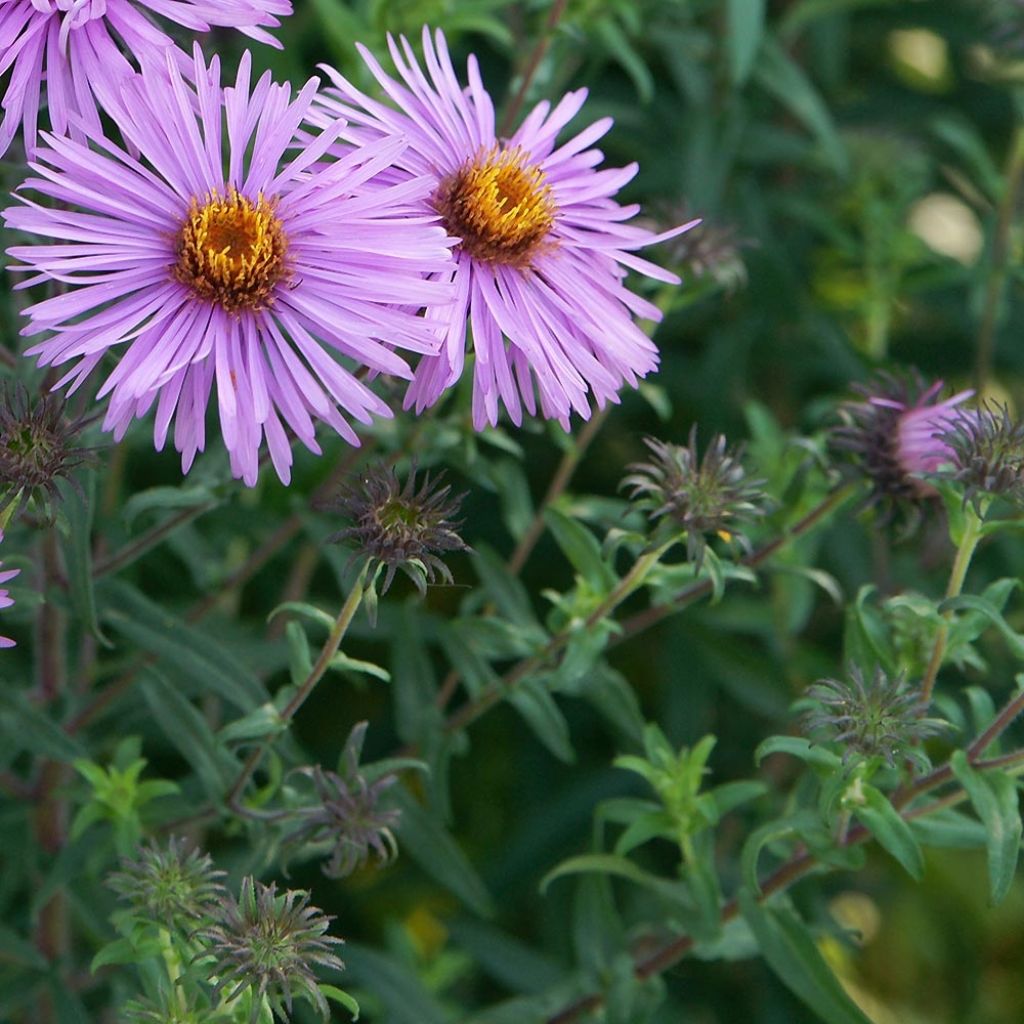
(938, 402, 1024, 512)
(0, 0, 291, 157)
(311, 27, 696, 430)
(4, 46, 454, 485)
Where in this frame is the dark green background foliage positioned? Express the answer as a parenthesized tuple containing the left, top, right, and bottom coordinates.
(3, 1, 1024, 1022)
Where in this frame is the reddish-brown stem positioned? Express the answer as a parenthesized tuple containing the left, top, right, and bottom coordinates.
(499, 0, 571, 136)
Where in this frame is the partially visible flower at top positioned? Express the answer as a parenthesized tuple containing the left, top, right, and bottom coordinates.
(281, 723, 400, 880)
(0, 385, 96, 521)
(193, 877, 346, 1024)
(0, 530, 18, 649)
(831, 371, 974, 526)
(323, 463, 469, 595)
(938, 402, 1024, 512)
(622, 427, 769, 568)
(0, 0, 292, 158)
(803, 665, 947, 769)
(106, 836, 226, 929)
(4, 46, 454, 486)
(310, 27, 696, 431)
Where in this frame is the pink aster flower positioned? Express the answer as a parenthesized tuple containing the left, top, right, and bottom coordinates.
(832, 372, 975, 524)
(0, 0, 291, 157)
(0, 530, 18, 648)
(311, 27, 696, 431)
(4, 46, 454, 486)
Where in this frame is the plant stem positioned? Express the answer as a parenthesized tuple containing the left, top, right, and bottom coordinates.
(435, 410, 608, 711)
(225, 563, 368, 817)
(543, 718, 1024, 1024)
(439, 483, 855, 740)
(974, 121, 1024, 394)
(499, 0, 571, 136)
(918, 506, 983, 706)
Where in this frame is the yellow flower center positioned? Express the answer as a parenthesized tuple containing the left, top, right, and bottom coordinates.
(173, 189, 289, 314)
(435, 147, 555, 268)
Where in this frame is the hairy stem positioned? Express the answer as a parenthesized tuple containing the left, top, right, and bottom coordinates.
(226, 563, 368, 818)
(918, 505, 983, 706)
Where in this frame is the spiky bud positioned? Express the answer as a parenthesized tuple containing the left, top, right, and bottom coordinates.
(193, 877, 345, 1023)
(106, 837, 225, 929)
(281, 723, 400, 879)
(803, 665, 947, 769)
(939, 402, 1024, 512)
(622, 426, 769, 568)
(323, 463, 469, 595)
(0, 385, 95, 520)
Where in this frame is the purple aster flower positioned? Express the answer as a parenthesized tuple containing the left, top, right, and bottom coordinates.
(311, 27, 696, 431)
(4, 47, 455, 486)
(0, 530, 18, 648)
(0, 0, 291, 158)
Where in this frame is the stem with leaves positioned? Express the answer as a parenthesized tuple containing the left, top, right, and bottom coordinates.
(545, 686, 1024, 1024)
(225, 562, 369, 818)
(918, 504, 984, 707)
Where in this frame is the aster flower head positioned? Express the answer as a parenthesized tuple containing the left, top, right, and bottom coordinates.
(622, 426, 769, 567)
(803, 665, 947, 769)
(0, 384, 96, 520)
(0, 530, 18, 649)
(0, 0, 291, 158)
(5, 46, 454, 486)
(106, 836, 226, 929)
(310, 27, 696, 431)
(831, 372, 974, 524)
(282, 723, 400, 880)
(324, 462, 469, 596)
(938, 402, 1024, 512)
(193, 877, 346, 1024)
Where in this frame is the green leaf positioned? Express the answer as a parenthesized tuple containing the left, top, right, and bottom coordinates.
(727, 0, 765, 85)
(447, 919, 563, 995)
(951, 752, 1022, 905)
(321, 985, 360, 1020)
(389, 786, 494, 917)
(473, 545, 543, 631)
(741, 812, 822, 895)
(342, 943, 449, 1024)
(0, 924, 47, 970)
(854, 784, 924, 880)
(141, 670, 237, 800)
(754, 37, 847, 175)
(507, 678, 574, 763)
(122, 484, 216, 529)
(0, 689, 85, 763)
(268, 601, 336, 633)
(330, 651, 391, 683)
(738, 891, 873, 1024)
(59, 473, 109, 645)
(100, 579, 266, 711)
(755, 735, 842, 771)
(941, 594, 1024, 662)
(540, 853, 691, 910)
(543, 509, 616, 592)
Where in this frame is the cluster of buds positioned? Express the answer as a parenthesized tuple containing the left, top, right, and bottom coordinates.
(622, 426, 769, 567)
(108, 840, 348, 1023)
